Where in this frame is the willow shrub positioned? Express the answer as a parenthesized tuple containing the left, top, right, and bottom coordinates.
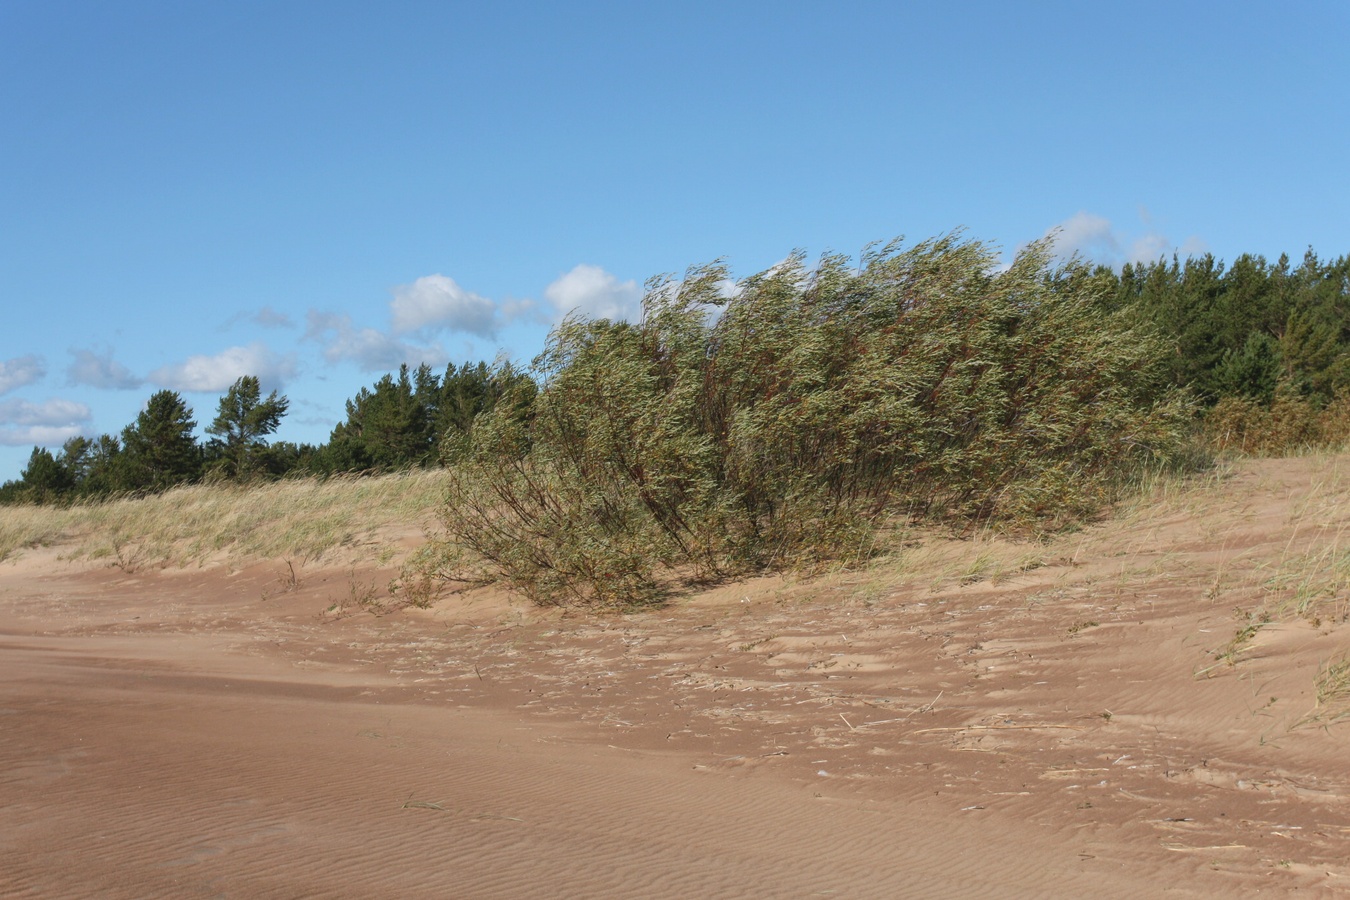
(433, 233, 1194, 608)
(1204, 388, 1350, 456)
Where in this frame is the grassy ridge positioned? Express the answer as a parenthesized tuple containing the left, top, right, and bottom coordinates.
(0, 469, 449, 569)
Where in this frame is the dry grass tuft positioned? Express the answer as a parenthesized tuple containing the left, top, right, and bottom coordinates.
(1205, 390, 1350, 458)
(0, 470, 449, 569)
(1258, 455, 1350, 626)
(1294, 654, 1350, 729)
(1312, 655, 1350, 715)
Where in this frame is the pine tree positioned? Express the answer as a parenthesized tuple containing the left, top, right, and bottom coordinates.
(17, 446, 75, 503)
(120, 391, 201, 491)
(206, 376, 289, 479)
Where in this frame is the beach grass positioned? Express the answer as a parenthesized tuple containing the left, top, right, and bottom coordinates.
(0, 469, 450, 569)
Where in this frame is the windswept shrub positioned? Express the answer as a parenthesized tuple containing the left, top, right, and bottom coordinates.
(433, 233, 1194, 607)
(1205, 387, 1350, 455)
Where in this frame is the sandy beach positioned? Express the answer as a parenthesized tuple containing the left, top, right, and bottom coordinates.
(4, 455, 1350, 897)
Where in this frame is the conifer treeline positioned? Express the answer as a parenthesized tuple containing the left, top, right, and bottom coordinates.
(2, 244, 1347, 506)
(1109, 249, 1350, 404)
(1097, 249, 1350, 453)
(0, 364, 529, 503)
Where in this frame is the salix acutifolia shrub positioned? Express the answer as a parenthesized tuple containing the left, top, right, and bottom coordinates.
(1204, 388, 1350, 456)
(436, 233, 1193, 607)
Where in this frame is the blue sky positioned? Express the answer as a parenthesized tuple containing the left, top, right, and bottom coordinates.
(2, 1, 1348, 481)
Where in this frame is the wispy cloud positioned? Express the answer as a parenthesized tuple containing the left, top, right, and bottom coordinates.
(252, 306, 295, 328)
(0, 355, 47, 395)
(0, 397, 91, 447)
(304, 310, 450, 372)
(288, 398, 340, 430)
(66, 347, 142, 390)
(1038, 210, 1207, 269)
(219, 306, 298, 331)
(149, 343, 297, 393)
(544, 264, 642, 323)
(390, 274, 498, 337)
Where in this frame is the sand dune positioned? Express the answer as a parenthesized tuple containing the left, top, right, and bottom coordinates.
(4, 455, 1350, 896)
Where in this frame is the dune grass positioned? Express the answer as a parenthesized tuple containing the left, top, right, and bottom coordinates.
(0, 469, 450, 569)
(1292, 653, 1350, 729)
(1312, 654, 1350, 720)
(1256, 454, 1350, 626)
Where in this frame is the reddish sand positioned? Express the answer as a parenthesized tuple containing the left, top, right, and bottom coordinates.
(3, 456, 1350, 897)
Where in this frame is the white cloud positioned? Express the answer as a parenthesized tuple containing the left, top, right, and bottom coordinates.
(500, 295, 544, 325)
(66, 347, 142, 390)
(390, 274, 498, 337)
(1045, 212, 1118, 261)
(0, 397, 90, 425)
(1039, 210, 1207, 269)
(149, 343, 297, 393)
(0, 397, 91, 447)
(305, 310, 450, 372)
(1176, 235, 1209, 259)
(308, 264, 642, 373)
(0, 355, 47, 395)
(544, 264, 642, 323)
(1, 425, 86, 447)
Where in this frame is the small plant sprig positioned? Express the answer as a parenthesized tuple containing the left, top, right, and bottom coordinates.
(322, 568, 389, 619)
(109, 536, 146, 573)
(1196, 607, 1272, 676)
(261, 559, 301, 602)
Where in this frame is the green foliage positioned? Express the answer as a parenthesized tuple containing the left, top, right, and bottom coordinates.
(8, 240, 1346, 509)
(1120, 250, 1350, 406)
(253, 440, 321, 478)
(120, 390, 202, 491)
(0, 359, 528, 504)
(4, 400, 201, 503)
(317, 361, 534, 473)
(1213, 332, 1282, 403)
(0, 479, 20, 504)
(435, 361, 536, 460)
(324, 366, 432, 472)
(1111, 248, 1350, 456)
(433, 233, 1194, 608)
(59, 434, 125, 496)
(15, 447, 74, 503)
(2, 433, 132, 504)
(1281, 306, 1347, 397)
(1204, 388, 1350, 456)
(206, 376, 289, 479)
